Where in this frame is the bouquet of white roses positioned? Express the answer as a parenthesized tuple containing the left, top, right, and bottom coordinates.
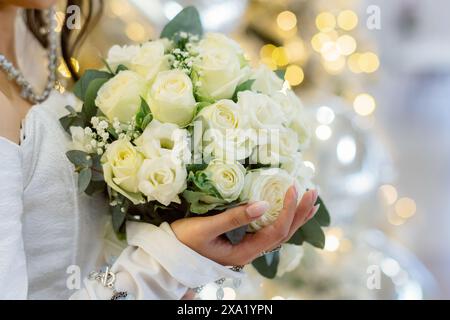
(60, 7, 329, 278)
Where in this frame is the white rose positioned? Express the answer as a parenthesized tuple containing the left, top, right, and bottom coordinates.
(240, 168, 301, 231)
(134, 119, 191, 164)
(197, 99, 256, 161)
(102, 139, 144, 204)
(251, 127, 299, 165)
(69, 126, 94, 153)
(138, 155, 187, 206)
(289, 111, 312, 150)
(251, 64, 284, 95)
(204, 158, 246, 202)
(276, 244, 304, 277)
(193, 34, 249, 100)
(237, 91, 286, 131)
(281, 153, 315, 190)
(107, 41, 170, 82)
(147, 70, 196, 127)
(95, 70, 148, 123)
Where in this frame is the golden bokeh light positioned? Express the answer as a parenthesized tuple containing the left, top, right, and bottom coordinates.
(323, 56, 346, 74)
(285, 65, 304, 86)
(388, 210, 406, 226)
(379, 184, 398, 205)
(277, 11, 298, 31)
(316, 12, 336, 32)
(260, 44, 277, 58)
(358, 52, 380, 73)
(347, 53, 362, 73)
(321, 41, 341, 62)
(285, 39, 307, 63)
(261, 57, 277, 70)
(110, 0, 131, 17)
(311, 33, 331, 52)
(272, 47, 289, 66)
(353, 93, 376, 116)
(395, 197, 417, 218)
(336, 35, 357, 56)
(337, 10, 358, 31)
(126, 22, 146, 42)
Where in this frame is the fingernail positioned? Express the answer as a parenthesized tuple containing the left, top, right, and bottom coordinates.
(312, 190, 319, 205)
(309, 204, 320, 219)
(292, 184, 299, 200)
(246, 201, 270, 218)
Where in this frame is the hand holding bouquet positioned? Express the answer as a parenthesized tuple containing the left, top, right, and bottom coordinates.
(61, 7, 330, 278)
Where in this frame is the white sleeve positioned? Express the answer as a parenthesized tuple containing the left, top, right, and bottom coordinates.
(70, 222, 244, 300)
(0, 138, 28, 299)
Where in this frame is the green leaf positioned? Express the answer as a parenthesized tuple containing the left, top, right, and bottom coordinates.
(82, 78, 109, 120)
(59, 113, 86, 134)
(111, 205, 126, 233)
(101, 58, 114, 74)
(78, 167, 92, 193)
(115, 64, 129, 74)
(186, 163, 208, 173)
(252, 251, 280, 279)
(160, 6, 203, 39)
(66, 150, 92, 167)
(73, 70, 112, 101)
(84, 180, 106, 196)
(232, 79, 255, 102)
(90, 155, 104, 181)
(182, 190, 222, 214)
(315, 196, 330, 227)
(188, 171, 221, 198)
(135, 97, 152, 131)
(275, 69, 286, 80)
(288, 219, 326, 249)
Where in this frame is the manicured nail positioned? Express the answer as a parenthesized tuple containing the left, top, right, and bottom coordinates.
(292, 184, 299, 200)
(246, 201, 270, 218)
(309, 204, 320, 219)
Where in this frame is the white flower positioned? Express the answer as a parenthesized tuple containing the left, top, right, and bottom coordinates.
(197, 99, 256, 161)
(204, 158, 246, 202)
(288, 111, 312, 150)
(251, 127, 299, 165)
(138, 155, 187, 206)
(134, 120, 191, 164)
(240, 168, 300, 231)
(107, 41, 170, 82)
(102, 139, 144, 204)
(69, 126, 94, 153)
(276, 244, 304, 277)
(193, 33, 249, 100)
(147, 70, 196, 127)
(251, 64, 284, 95)
(281, 153, 315, 190)
(237, 91, 286, 130)
(95, 70, 148, 123)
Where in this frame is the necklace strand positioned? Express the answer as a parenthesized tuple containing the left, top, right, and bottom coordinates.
(0, 7, 57, 105)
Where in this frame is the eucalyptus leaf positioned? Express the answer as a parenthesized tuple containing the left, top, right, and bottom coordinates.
(78, 168, 92, 193)
(288, 219, 326, 249)
(182, 190, 221, 214)
(252, 251, 280, 279)
(111, 205, 126, 233)
(59, 113, 86, 134)
(66, 150, 92, 167)
(73, 69, 112, 101)
(160, 6, 203, 39)
(84, 180, 106, 196)
(275, 69, 286, 80)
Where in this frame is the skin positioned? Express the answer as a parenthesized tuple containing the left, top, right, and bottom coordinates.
(0, 0, 320, 279)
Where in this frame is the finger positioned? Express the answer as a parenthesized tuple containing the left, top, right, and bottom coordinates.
(286, 190, 319, 240)
(202, 201, 270, 237)
(228, 186, 299, 263)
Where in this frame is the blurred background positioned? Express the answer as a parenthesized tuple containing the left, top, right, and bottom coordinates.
(56, 0, 450, 299)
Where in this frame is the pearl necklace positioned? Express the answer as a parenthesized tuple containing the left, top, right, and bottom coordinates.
(0, 7, 57, 105)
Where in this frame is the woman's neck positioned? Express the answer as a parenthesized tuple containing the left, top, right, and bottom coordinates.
(0, 5, 18, 67)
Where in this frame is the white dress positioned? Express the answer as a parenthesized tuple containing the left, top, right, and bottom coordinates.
(0, 13, 241, 300)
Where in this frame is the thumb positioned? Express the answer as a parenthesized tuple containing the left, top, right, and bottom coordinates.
(204, 201, 270, 237)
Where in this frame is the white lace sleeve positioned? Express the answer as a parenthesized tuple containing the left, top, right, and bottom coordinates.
(70, 222, 244, 300)
(0, 138, 28, 299)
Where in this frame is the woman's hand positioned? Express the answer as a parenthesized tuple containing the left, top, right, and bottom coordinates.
(171, 186, 320, 266)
